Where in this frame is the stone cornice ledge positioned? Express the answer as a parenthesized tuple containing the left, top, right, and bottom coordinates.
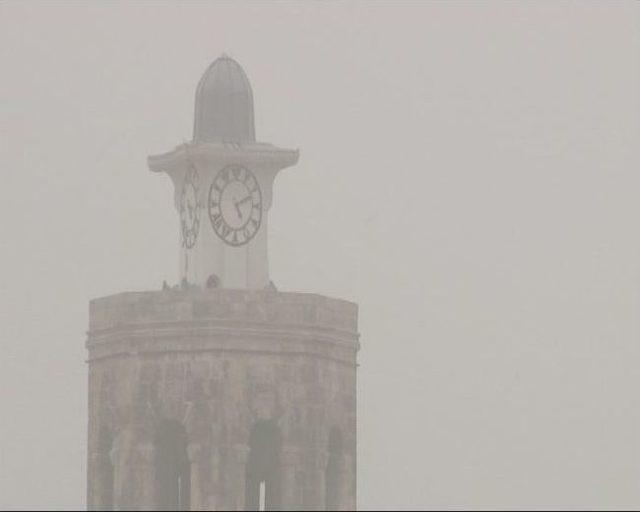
(86, 333, 359, 366)
(87, 319, 359, 346)
(87, 289, 359, 364)
(148, 141, 299, 173)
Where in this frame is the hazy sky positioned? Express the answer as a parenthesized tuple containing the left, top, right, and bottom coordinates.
(1, 2, 638, 509)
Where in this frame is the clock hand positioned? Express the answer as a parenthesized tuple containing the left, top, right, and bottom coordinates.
(233, 195, 253, 220)
(233, 197, 243, 219)
(236, 195, 253, 206)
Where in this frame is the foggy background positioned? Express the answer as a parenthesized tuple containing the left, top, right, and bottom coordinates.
(1, 2, 638, 509)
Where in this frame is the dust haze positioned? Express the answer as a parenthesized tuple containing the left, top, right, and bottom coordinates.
(1, 2, 639, 510)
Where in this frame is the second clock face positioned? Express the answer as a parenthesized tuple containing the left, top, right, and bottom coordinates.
(180, 165, 201, 249)
(208, 165, 262, 246)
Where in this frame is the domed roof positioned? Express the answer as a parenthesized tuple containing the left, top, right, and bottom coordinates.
(193, 55, 255, 143)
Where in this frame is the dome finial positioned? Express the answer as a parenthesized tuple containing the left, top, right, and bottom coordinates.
(193, 55, 255, 143)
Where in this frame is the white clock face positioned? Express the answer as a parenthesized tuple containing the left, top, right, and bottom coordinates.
(208, 165, 262, 246)
(179, 166, 201, 249)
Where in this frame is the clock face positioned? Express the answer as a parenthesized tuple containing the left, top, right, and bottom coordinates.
(208, 165, 262, 246)
(179, 165, 201, 249)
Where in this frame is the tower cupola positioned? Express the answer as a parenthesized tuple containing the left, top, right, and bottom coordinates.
(193, 54, 255, 143)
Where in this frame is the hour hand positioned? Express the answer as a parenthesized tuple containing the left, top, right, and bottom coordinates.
(234, 198, 243, 219)
(234, 195, 252, 219)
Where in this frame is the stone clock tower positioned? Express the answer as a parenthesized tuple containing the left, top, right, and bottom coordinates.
(85, 55, 359, 511)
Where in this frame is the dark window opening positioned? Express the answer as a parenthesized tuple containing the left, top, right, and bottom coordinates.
(245, 420, 281, 511)
(154, 420, 191, 511)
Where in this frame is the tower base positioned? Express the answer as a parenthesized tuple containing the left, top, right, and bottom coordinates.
(86, 288, 359, 511)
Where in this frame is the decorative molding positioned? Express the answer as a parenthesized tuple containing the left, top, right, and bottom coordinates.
(148, 142, 299, 175)
(87, 290, 360, 365)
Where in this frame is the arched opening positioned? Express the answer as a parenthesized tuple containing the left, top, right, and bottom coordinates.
(245, 420, 281, 511)
(97, 425, 115, 510)
(325, 428, 343, 511)
(154, 419, 191, 511)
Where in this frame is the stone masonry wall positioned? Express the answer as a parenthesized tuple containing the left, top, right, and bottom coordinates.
(86, 289, 359, 511)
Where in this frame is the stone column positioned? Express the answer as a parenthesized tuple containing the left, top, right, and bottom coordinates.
(208, 444, 221, 511)
(110, 432, 127, 511)
(230, 444, 250, 511)
(187, 442, 208, 511)
(88, 452, 113, 511)
(279, 447, 302, 511)
(111, 431, 156, 511)
(134, 442, 156, 511)
(87, 451, 98, 510)
(302, 450, 327, 512)
(341, 454, 356, 511)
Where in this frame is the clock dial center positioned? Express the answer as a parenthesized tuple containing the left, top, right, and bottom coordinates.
(221, 181, 253, 229)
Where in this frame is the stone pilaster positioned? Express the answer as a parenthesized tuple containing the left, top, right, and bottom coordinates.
(232, 444, 251, 511)
(280, 447, 303, 511)
(87, 452, 111, 511)
(187, 442, 207, 511)
(341, 453, 356, 511)
(303, 450, 327, 511)
(111, 431, 155, 511)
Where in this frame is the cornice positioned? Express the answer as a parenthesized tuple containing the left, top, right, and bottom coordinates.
(148, 141, 299, 174)
(87, 289, 360, 364)
(87, 318, 359, 346)
(86, 323, 359, 366)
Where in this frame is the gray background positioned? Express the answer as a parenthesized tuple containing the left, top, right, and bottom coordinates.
(1, 2, 638, 509)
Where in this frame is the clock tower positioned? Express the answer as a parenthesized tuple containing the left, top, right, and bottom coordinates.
(86, 55, 359, 511)
(148, 55, 299, 290)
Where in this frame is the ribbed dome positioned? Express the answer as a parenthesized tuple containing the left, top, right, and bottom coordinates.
(193, 55, 255, 143)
